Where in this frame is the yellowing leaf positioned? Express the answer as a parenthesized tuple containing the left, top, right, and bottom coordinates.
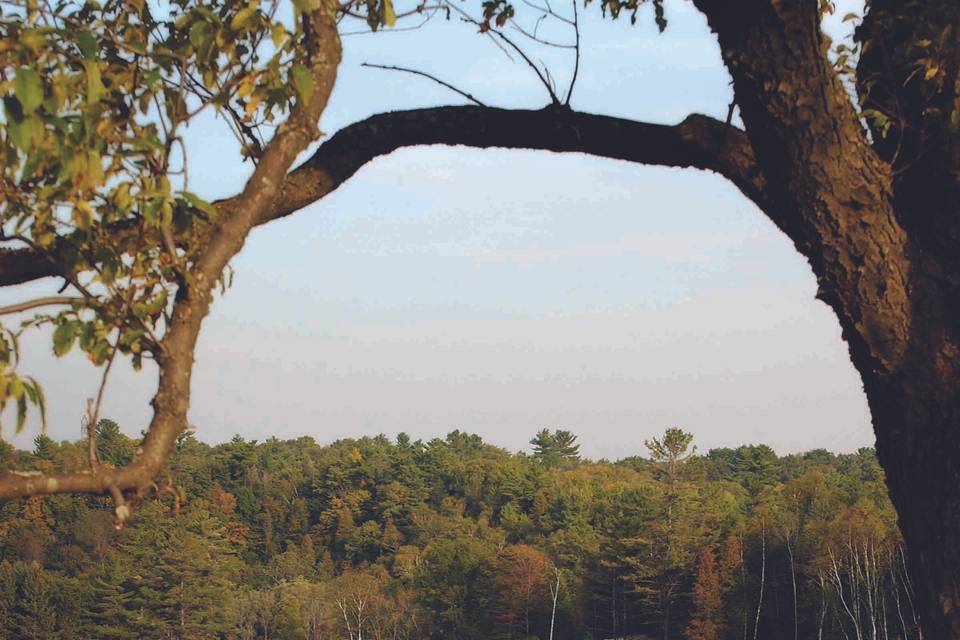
(271, 23, 286, 47)
(73, 201, 94, 229)
(230, 6, 257, 31)
(238, 75, 256, 99)
(84, 60, 105, 103)
(244, 93, 260, 119)
(381, 0, 397, 28)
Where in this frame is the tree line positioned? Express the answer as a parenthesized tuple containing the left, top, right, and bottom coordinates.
(0, 425, 917, 640)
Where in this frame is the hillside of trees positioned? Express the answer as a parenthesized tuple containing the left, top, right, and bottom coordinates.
(0, 425, 916, 640)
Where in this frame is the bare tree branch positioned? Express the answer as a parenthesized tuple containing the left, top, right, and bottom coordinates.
(444, 1, 562, 104)
(564, 0, 580, 104)
(361, 62, 488, 106)
(509, 21, 576, 49)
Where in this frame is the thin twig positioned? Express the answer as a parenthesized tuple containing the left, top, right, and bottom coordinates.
(722, 98, 736, 146)
(518, 0, 575, 25)
(510, 21, 576, 49)
(446, 1, 560, 104)
(362, 63, 488, 107)
(494, 30, 560, 102)
(0, 296, 85, 316)
(85, 398, 99, 468)
(565, 0, 580, 104)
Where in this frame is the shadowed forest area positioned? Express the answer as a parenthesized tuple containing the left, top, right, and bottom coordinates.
(0, 426, 917, 640)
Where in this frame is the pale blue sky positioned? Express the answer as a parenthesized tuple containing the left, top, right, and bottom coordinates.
(3, 0, 872, 459)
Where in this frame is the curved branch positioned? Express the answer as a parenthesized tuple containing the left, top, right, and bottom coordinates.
(0, 105, 769, 294)
(0, 106, 770, 288)
(265, 104, 771, 224)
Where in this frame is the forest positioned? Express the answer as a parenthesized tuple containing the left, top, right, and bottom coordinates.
(0, 425, 916, 640)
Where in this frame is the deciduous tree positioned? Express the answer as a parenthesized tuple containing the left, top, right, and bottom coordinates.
(1, 1, 959, 635)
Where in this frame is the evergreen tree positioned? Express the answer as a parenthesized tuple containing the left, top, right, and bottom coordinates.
(645, 428, 696, 485)
(80, 560, 137, 640)
(31, 434, 55, 462)
(530, 429, 581, 467)
(96, 419, 135, 467)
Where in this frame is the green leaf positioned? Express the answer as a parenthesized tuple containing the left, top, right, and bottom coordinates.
(90, 339, 111, 365)
(53, 320, 79, 357)
(15, 394, 27, 434)
(291, 64, 314, 103)
(7, 117, 34, 151)
(14, 68, 43, 112)
(27, 377, 46, 433)
(143, 198, 163, 226)
(189, 21, 213, 57)
(181, 191, 218, 221)
(76, 30, 99, 59)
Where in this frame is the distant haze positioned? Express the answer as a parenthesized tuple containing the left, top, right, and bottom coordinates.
(0, 0, 872, 459)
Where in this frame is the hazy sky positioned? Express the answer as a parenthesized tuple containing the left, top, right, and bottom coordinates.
(2, 0, 872, 460)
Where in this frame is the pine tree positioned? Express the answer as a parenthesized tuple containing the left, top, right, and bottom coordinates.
(80, 560, 137, 640)
(31, 434, 55, 461)
(645, 428, 696, 485)
(9, 562, 58, 640)
(530, 429, 581, 467)
(96, 419, 134, 467)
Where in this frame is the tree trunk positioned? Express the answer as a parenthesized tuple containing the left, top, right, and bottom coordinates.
(690, 2, 959, 635)
(868, 375, 960, 639)
(549, 569, 560, 640)
(753, 522, 765, 640)
(787, 537, 798, 640)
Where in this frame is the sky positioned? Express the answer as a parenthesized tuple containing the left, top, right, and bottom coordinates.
(1, 0, 872, 460)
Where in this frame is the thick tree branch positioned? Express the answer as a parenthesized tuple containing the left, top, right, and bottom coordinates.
(265, 105, 771, 223)
(0, 247, 66, 287)
(0, 106, 769, 289)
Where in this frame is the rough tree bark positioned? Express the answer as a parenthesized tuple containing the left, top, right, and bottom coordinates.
(689, 2, 960, 637)
(0, 0, 958, 636)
